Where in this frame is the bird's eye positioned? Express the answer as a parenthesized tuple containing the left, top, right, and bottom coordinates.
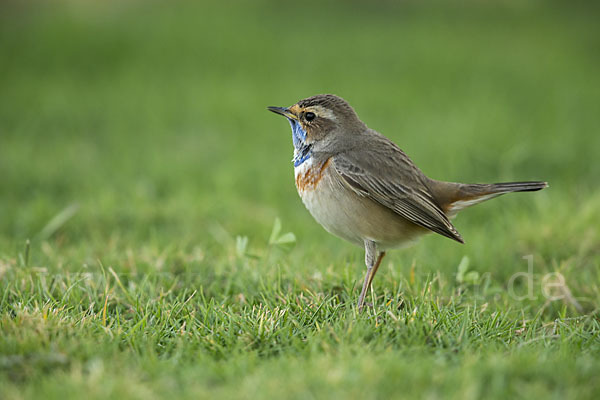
(305, 112, 316, 121)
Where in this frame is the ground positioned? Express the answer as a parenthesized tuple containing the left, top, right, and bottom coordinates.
(1, 1, 599, 399)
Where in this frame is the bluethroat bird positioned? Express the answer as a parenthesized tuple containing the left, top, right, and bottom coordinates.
(268, 94, 547, 311)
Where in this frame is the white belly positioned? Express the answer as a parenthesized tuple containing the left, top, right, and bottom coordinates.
(294, 158, 425, 249)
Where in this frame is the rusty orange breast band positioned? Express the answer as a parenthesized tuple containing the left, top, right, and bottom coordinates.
(295, 158, 332, 192)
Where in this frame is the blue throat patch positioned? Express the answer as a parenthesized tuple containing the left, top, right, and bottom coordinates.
(288, 119, 312, 167)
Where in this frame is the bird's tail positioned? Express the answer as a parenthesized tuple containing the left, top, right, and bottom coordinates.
(431, 180, 548, 216)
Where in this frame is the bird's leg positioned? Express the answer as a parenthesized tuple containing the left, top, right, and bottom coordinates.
(357, 241, 376, 311)
(367, 251, 386, 291)
(357, 241, 386, 311)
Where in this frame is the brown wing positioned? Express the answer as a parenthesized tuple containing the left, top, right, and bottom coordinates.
(332, 133, 464, 243)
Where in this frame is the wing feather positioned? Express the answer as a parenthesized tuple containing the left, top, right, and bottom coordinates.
(332, 137, 464, 243)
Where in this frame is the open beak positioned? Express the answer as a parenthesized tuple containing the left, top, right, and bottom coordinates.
(267, 106, 298, 121)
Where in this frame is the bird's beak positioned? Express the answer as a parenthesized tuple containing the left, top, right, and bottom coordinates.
(267, 106, 298, 121)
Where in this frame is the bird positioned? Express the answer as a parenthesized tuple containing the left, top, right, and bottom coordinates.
(267, 94, 547, 311)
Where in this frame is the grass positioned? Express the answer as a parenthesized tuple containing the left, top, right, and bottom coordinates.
(1, 0, 599, 398)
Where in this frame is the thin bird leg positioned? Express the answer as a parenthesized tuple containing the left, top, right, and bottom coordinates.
(357, 251, 386, 311)
(367, 251, 386, 291)
(358, 240, 383, 311)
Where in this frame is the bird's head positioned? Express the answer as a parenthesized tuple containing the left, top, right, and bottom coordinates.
(268, 94, 365, 166)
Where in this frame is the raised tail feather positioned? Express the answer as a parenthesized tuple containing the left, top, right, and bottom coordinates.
(479, 181, 549, 193)
(432, 180, 548, 216)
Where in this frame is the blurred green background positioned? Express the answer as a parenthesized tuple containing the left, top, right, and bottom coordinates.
(1, 0, 598, 258)
(2, 1, 600, 398)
